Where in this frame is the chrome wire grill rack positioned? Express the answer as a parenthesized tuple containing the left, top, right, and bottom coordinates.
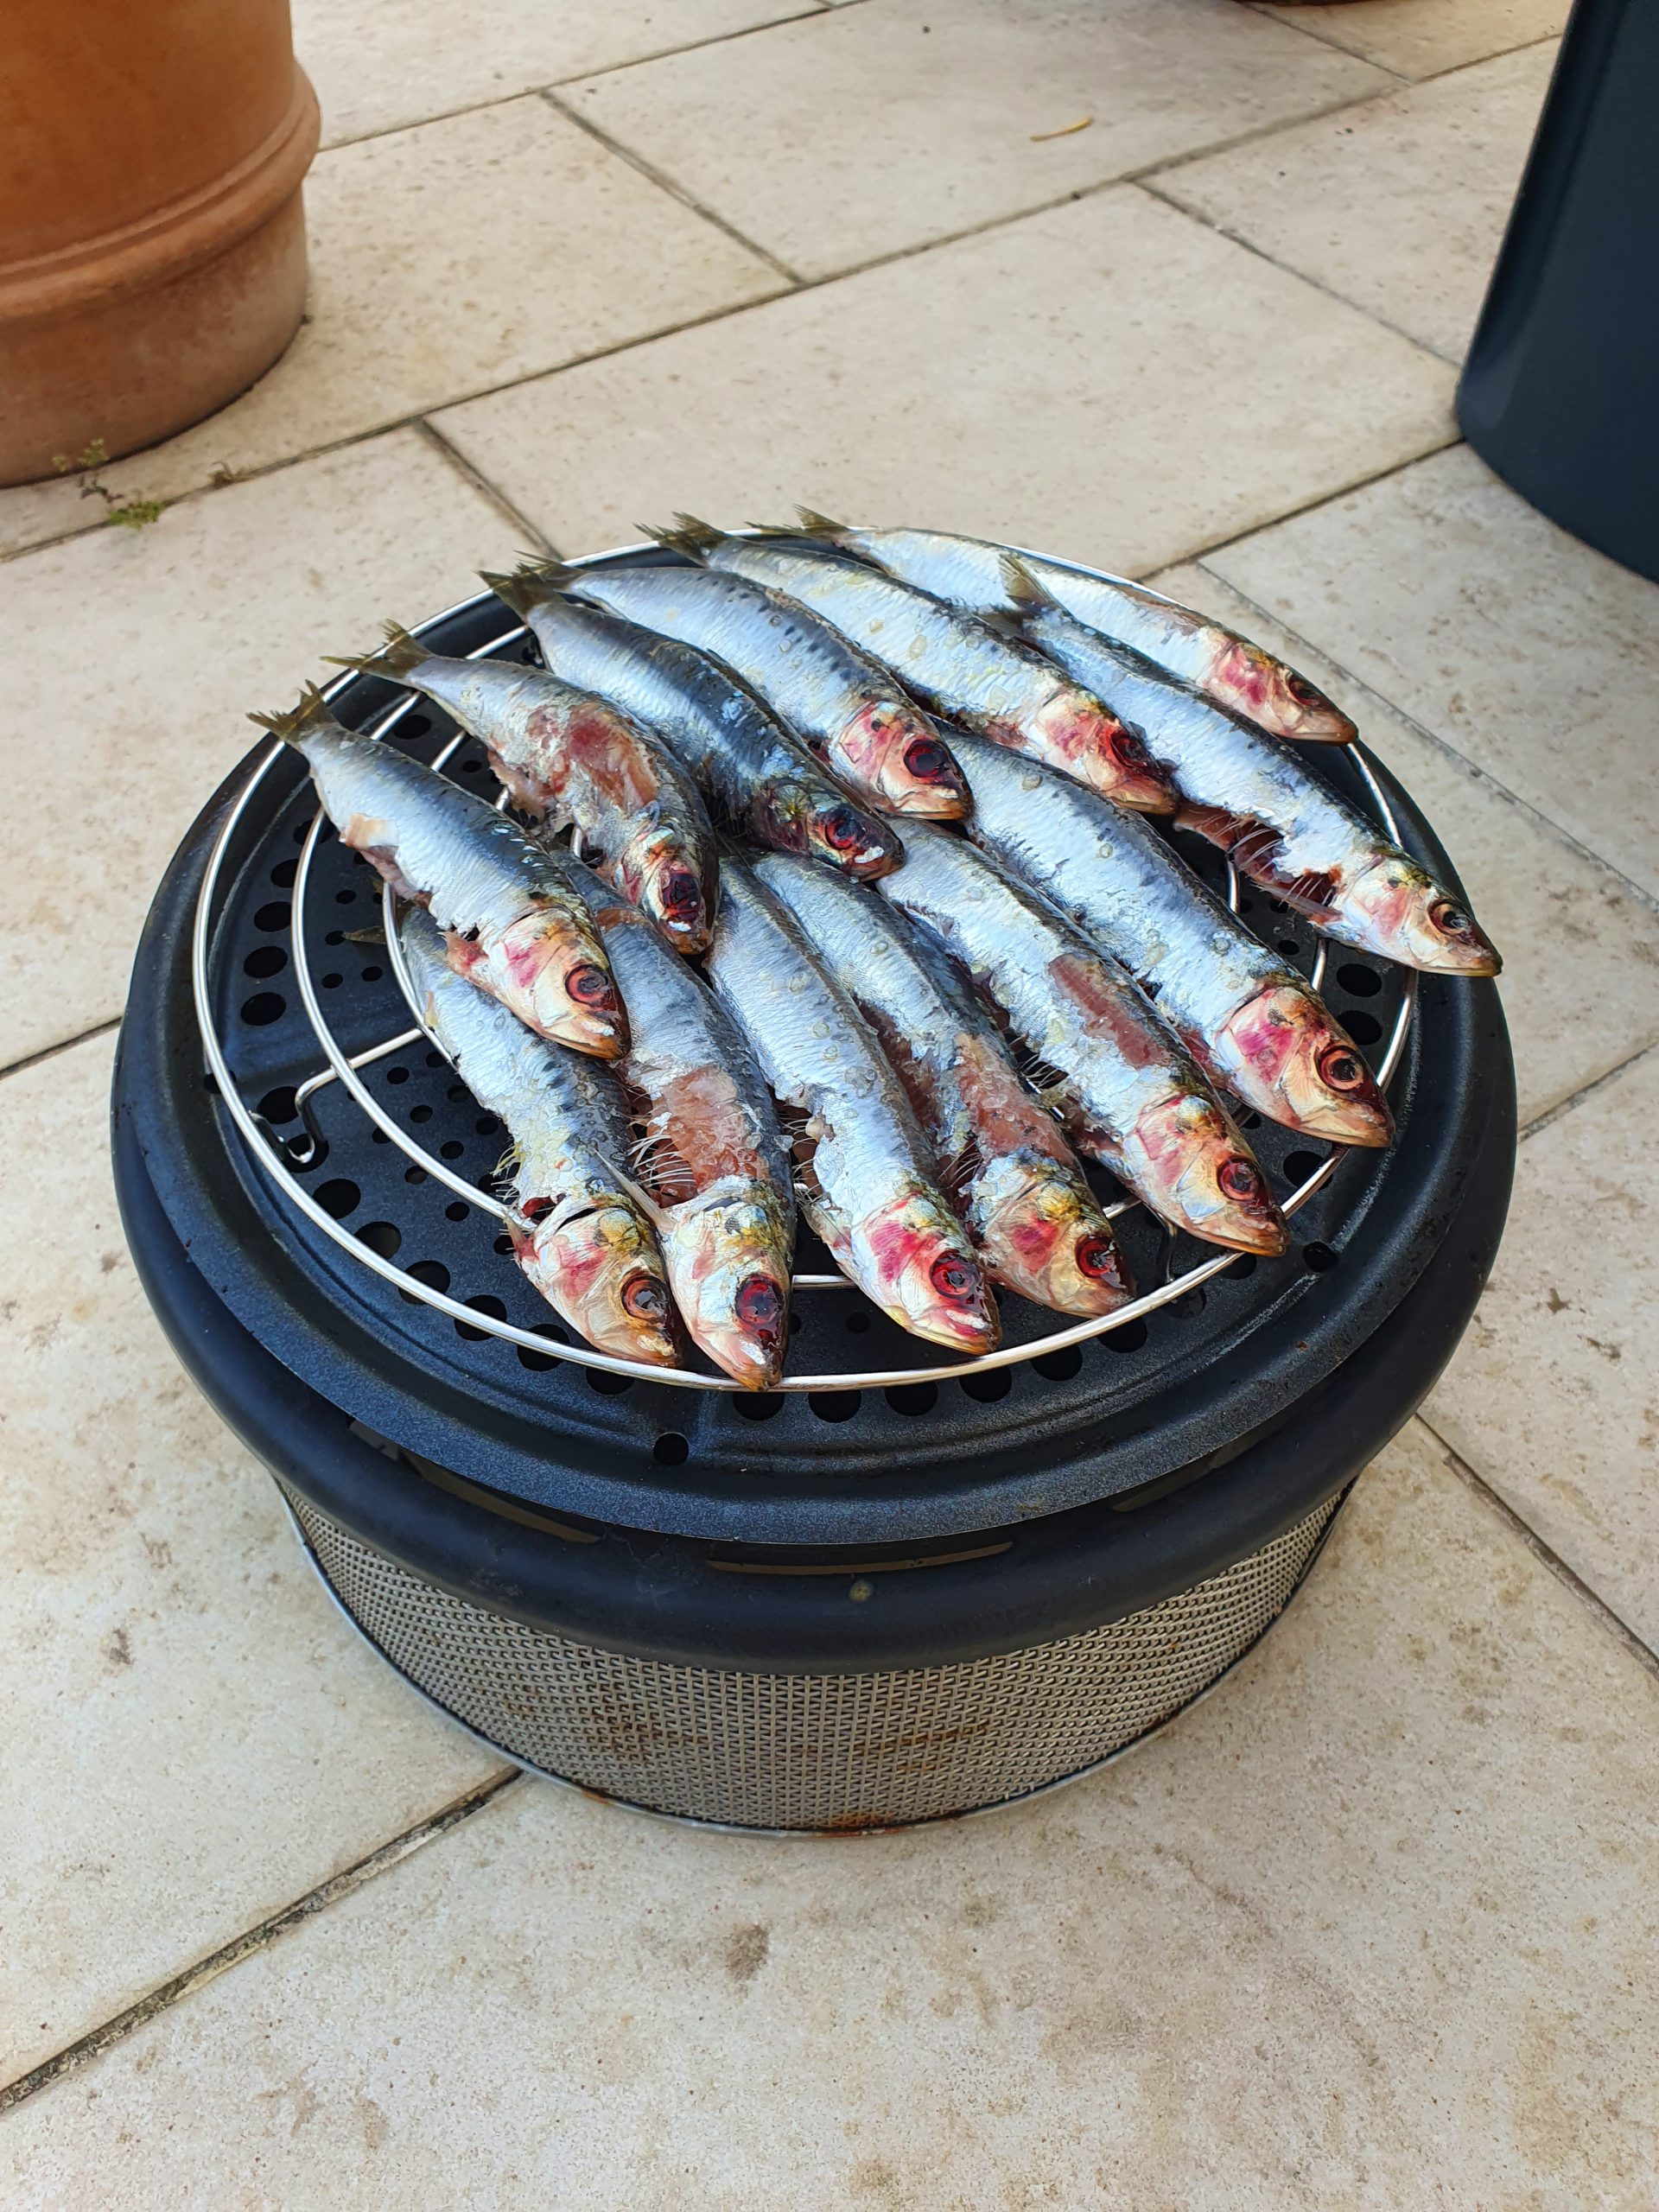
(193, 547, 1416, 1399)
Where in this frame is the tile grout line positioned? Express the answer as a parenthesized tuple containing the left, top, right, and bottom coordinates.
(413, 418, 560, 559)
(0, 1015, 121, 1088)
(541, 87, 805, 287)
(1181, 557, 1659, 924)
(1236, 9, 1562, 87)
(1238, 1, 1410, 80)
(0, 1770, 524, 2116)
(1422, 1421, 1659, 1685)
(1517, 1037, 1659, 1144)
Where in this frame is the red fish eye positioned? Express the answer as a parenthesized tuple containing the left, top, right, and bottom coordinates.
(1076, 1234, 1121, 1281)
(659, 868, 702, 921)
(1429, 899, 1471, 937)
(621, 1272, 667, 1321)
(1317, 1045, 1366, 1093)
(1218, 1157, 1262, 1203)
(520, 1195, 555, 1223)
(1110, 725, 1150, 766)
(902, 736, 952, 782)
(1285, 674, 1321, 707)
(734, 1274, 784, 1338)
(565, 963, 615, 1007)
(818, 804, 868, 853)
(929, 1254, 977, 1300)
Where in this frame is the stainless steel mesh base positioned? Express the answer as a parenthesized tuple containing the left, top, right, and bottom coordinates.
(283, 1487, 1342, 1831)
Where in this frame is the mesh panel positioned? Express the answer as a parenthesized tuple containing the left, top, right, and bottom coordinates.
(283, 1488, 1340, 1830)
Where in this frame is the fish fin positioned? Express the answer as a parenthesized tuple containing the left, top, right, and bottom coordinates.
(479, 557, 572, 619)
(324, 619, 429, 684)
(248, 682, 337, 746)
(936, 1133, 984, 1206)
(999, 553, 1060, 616)
(794, 507, 849, 541)
(644, 514, 723, 561)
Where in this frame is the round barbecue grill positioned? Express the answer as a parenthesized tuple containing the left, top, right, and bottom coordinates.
(112, 543, 1516, 1832)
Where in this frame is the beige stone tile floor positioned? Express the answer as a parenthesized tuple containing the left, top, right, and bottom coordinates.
(5, 0, 1658, 2199)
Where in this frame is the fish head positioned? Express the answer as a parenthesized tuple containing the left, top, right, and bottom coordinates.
(800, 791, 905, 880)
(621, 830, 715, 954)
(1211, 641, 1357, 744)
(851, 1182, 1001, 1351)
(972, 1154, 1132, 1316)
(1340, 858, 1501, 976)
(461, 906, 630, 1056)
(836, 701, 970, 818)
(660, 1182, 793, 1389)
(1031, 691, 1178, 813)
(1123, 1091, 1289, 1255)
(512, 1199, 680, 1366)
(1213, 985, 1393, 1147)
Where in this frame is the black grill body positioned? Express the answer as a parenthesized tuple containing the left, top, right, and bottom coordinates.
(111, 572, 1515, 1828)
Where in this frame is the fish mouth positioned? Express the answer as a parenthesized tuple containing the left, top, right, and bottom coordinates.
(1213, 988, 1394, 1147)
(1260, 678, 1356, 746)
(641, 856, 713, 954)
(1123, 1093, 1289, 1255)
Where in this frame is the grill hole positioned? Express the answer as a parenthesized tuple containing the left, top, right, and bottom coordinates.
(241, 991, 286, 1026)
(447, 1084, 467, 1103)
(653, 1433, 690, 1465)
(1274, 937, 1301, 957)
(885, 1382, 937, 1416)
(1337, 962, 1382, 997)
(291, 821, 310, 846)
(1106, 1318, 1148, 1354)
(325, 929, 345, 946)
(371, 1128, 390, 1144)
(315, 1178, 360, 1218)
(269, 859, 297, 888)
(1233, 1108, 1262, 1130)
(1282, 1150, 1325, 1188)
(843, 1309, 870, 1334)
(254, 900, 290, 931)
(402, 714, 431, 739)
(321, 973, 343, 989)
(244, 944, 287, 978)
(1344, 1010, 1382, 1046)
(732, 1391, 783, 1420)
(361, 964, 384, 982)
(808, 1391, 861, 1422)
(517, 1322, 567, 1371)
(410, 1104, 432, 1123)
(493, 1233, 515, 1255)
(475, 1116, 500, 1137)
(335, 888, 356, 906)
(386, 1066, 409, 1085)
(440, 1140, 465, 1160)
(425, 1051, 444, 1068)
(454, 1294, 507, 1342)
(1166, 1289, 1205, 1321)
(404, 1166, 427, 1185)
(1033, 1344, 1083, 1380)
(1227, 1254, 1256, 1281)
(587, 1370, 632, 1396)
(958, 1367, 1011, 1403)
(257, 1085, 297, 1123)
(445, 1202, 469, 1222)
(398, 1258, 449, 1304)
(1303, 1242, 1338, 1274)
(355, 1220, 402, 1258)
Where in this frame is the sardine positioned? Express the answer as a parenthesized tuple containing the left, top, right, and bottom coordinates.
(253, 687, 626, 1055)
(947, 732, 1393, 1147)
(568, 859, 796, 1389)
(333, 625, 718, 954)
(789, 512, 1357, 744)
(484, 565, 902, 880)
(397, 905, 677, 1364)
(558, 552, 970, 818)
(753, 853, 1131, 1318)
(1001, 564, 1501, 976)
(877, 827, 1289, 1255)
(663, 522, 1178, 814)
(704, 861, 1000, 1352)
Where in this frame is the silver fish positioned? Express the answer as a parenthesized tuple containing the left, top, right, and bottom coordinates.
(334, 624, 718, 954)
(397, 905, 677, 1365)
(565, 551, 971, 817)
(878, 826, 1289, 1255)
(753, 852, 1132, 1318)
(947, 731, 1394, 1147)
(569, 861, 796, 1390)
(1002, 564, 1502, 977)
(253, 687, 626, 1056)
(484, 565, 902, 880)
(704, 860, 1000, 1353)
(790, 512, 1357, 743)
(666, 522, 1178, 814)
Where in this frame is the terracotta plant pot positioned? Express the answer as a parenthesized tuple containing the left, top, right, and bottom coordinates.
(0, 0, 320, 488)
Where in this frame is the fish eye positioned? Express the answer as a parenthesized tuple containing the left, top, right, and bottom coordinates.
(818, 804, 868, 853)
(621, 1272, 667, 1320)
(1218, 1157, 1263, 1203)
(1109, 724, 1151, 766)
(929, 1254, 977, 1299)
(1317, 1045, 1367, 1092)
(1285, 673, 1322, 707)
(1076, 1234, 1121, 1281)
(734, 1274, 784, 1337)
(902, 736, 952, 782)
(565, 963, 614, 1007)
(1429, 899, 1471, 937)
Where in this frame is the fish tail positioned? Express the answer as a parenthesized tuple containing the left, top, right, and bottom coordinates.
(644, 513, 725, 561)
(324, 618, 430, 683)
(1000, 553, 1060, 615)
(247, 682, 337, 747)
(480, 556, 573, 618)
